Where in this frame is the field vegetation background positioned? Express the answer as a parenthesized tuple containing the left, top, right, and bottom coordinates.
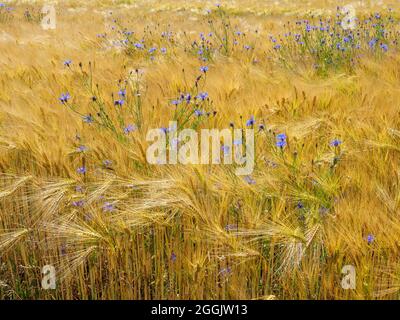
(1, 0, 400, 299)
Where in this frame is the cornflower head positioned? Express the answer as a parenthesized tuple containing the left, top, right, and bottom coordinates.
(103, 159, 112, 167)
(124, 124, 136, 134)
(59, 93, 70, 104)
(118, 89, 126, 97)
(64, 59, 72, 67)
(72, 200, 85, 207)
(276, 140, 286, 148)
(276, 133, 287, 148)
(369, 38, 378, 48)
(200, 65, 209, 73)
(77, 166, 86, 174)
(246, 115, 255, 127)
(77, 145, 87, 153)
(114, 99, 124, 106)
(103, 202, 115, 212)
(244, 176, 256, 185)
(296, 202, 304, 209)
(83, 115, 94, 124)
(196, 92, 209, 101)
(330, 139, 342, 147)
(171, 99, 181, 106)
(221, 145, 230, 155)
(194, 109, 203, 117)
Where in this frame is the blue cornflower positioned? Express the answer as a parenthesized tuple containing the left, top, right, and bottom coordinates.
(134, 42, 144, 49)
(77, 167, 86, 174)
(77, 145, 87, 153)
(380, 43, 388, 52)
(276, 140, 287, 148)
(194, 109, 203, 116)
(221, 145, 230, 155)
(244, 176, 256, 185)
(330, 139, 342, 147)
(296, 201, 304, 209)
(219, 267, 232, 276)
(197, 92, 209, 101)
(246, 116, 255, 127)
(171, 99, 181, 106)
(118, 89, 126, 97)
(200, 65, 209, 73)
(64, 59, 72, 67)
(276, 133, 287, 141)
(103, 159, 112, 167)
(72, 200, 85, 207)
(83, 115, 94, 123)
(161, 47, 167, 54)
(367, 234, 375, 244)
(124, 124, 136, 134)
(276, 133, 287, 148)
(103, 202, 115, 212)
(59, 93, 70, 104)
(369, 38, 377, 48)
(171, 252, 177, 262)
(114, 99, 124, 106)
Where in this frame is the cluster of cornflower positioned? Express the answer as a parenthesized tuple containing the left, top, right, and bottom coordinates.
(170, 89, 211, 119)
(0, 2, 13, 22)
(192, 32, 214, 61)
(59, 60, 140, 141)
(268, 8, 396, 73)
(106, 26, 171, 60)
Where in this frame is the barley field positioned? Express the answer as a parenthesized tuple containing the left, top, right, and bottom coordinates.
(1, 0, 400, 300)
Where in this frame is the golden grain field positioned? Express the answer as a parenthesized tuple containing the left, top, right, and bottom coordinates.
(1, 0, 400, 300)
